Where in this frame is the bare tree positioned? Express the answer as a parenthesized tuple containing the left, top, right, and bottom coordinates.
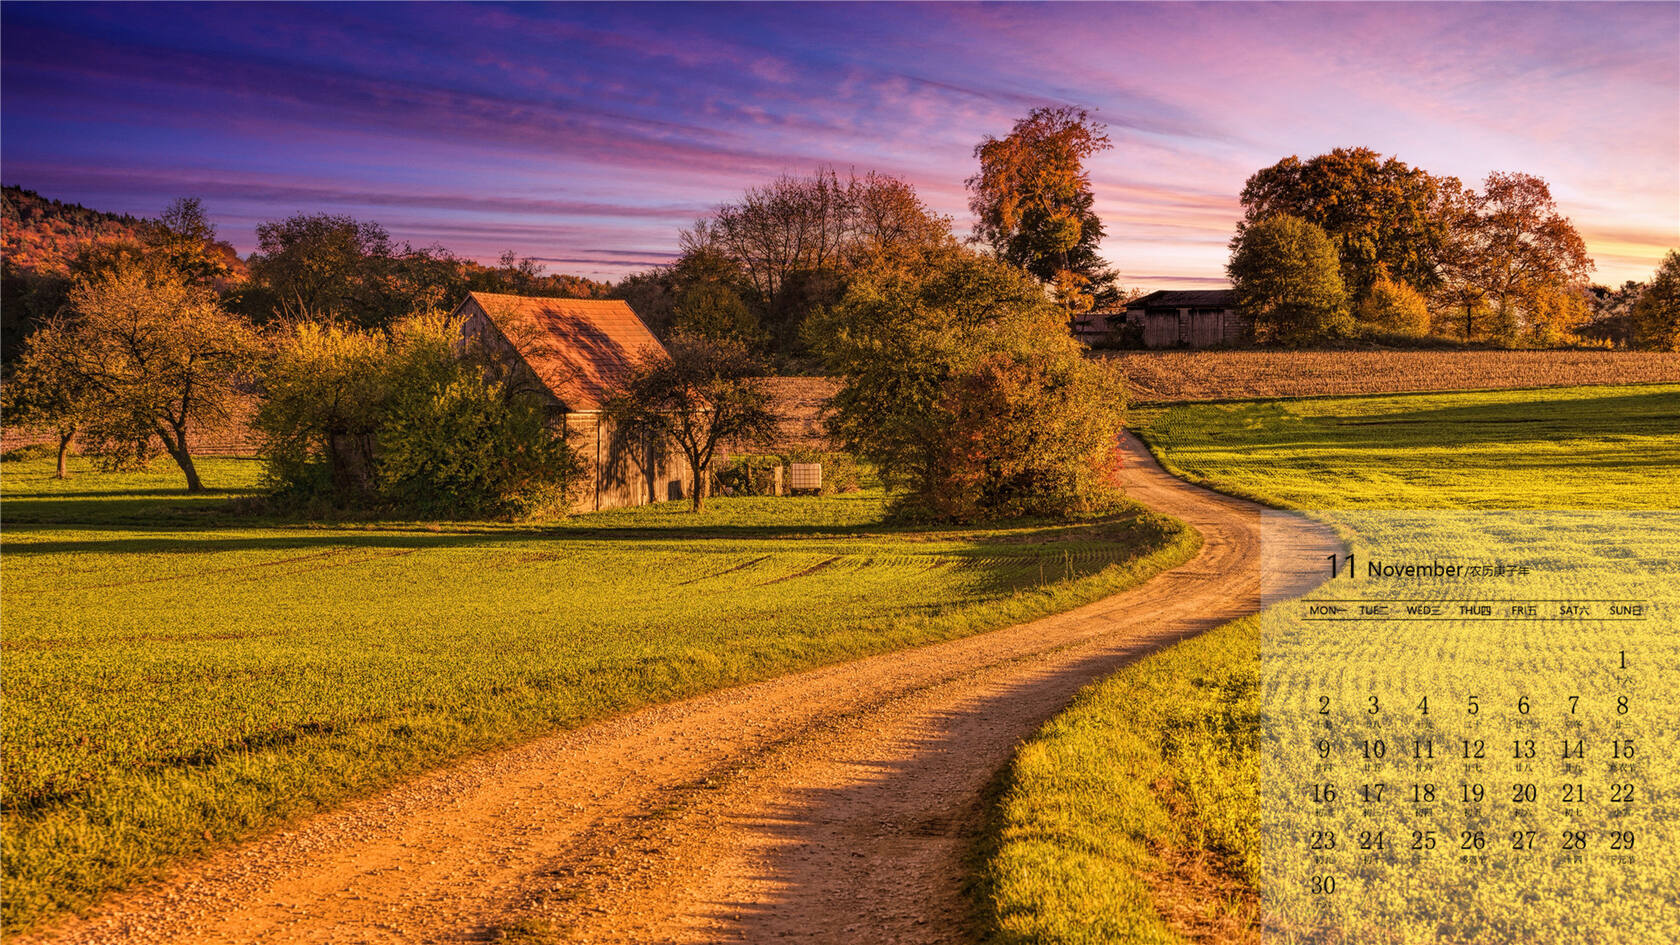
(684, 168, 954, 353)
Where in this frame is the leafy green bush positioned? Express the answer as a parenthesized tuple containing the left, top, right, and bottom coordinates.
(379, 374, 582, 518)
(255, 312, 584, 518)
(715, 454, 781, 496)
(254, 320, 386, 500)
(814, 247, 1127, 522)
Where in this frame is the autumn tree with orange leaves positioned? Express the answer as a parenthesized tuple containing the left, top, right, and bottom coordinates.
(1439, 172, 1594, 344)
(967, 106, 1119, 316)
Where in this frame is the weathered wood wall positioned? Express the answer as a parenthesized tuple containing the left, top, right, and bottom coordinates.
(1140, 309, 1249, 348)
(563, 411, 695, 513)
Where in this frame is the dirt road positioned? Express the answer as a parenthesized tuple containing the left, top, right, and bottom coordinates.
(31, 435, 1338, 945)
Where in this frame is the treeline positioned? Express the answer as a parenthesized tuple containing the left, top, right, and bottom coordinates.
(4, 108, 1135, 525)
(1, 187, 611, 363)
(616, 107, 1125, 366)
(9, 114, 1674, 520)
(1224, 148, 1678, 350)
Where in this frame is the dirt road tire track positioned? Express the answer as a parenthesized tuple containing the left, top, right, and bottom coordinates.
(27, 434, 1339, 945)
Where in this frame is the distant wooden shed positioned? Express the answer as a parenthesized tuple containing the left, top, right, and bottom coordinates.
(1123, 289, 1247, 348)
(451, 292, 693, 512)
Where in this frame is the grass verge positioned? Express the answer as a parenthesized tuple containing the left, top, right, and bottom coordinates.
(981, 616, 1260, 945)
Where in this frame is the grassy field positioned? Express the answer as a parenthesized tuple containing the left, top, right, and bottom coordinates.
(982, 383, 1680, 945)
(1132, 384, 1680, 508)
(0, 455, 1197, 934)
(1104, 350, 1680, 404)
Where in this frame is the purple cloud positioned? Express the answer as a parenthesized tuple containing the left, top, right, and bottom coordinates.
(2, 1, 1673, 286)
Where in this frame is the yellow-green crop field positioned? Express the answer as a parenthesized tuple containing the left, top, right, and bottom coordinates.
(984, 384, 1680, 945)
(0, 457, 1196, 935)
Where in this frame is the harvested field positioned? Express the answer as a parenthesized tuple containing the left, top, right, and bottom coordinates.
(1101, 349, 1680, 403)
(757, 375, 840, 447)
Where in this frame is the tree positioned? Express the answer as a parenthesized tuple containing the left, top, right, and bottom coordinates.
(604, 333, 782, 512)
(144, 197, 233, 287)
(968, 106, 1118, 313)
(1, 335, 94, 478)
(848, 172, 958, 276)
(255, 312, 584, 515)
(1239, 147, 1457, 300)
(813, 247, 1127, 521)
(1580, 281, 1644, 347)
(1357, 272, 1430, 336)
(377, 315, 583, 518)
(1631, 250, 1680, 351)
(246, 213, 396, 324)
(1438, 172, 1593, 345)
(23, 260, 257, 491)
(1227, 215, 1351, 344)
(689, 168, 954, 356)
(254, 320, 389, 497)
(1473, 172, 1593, 343)
(666, 241, 764, 346)
(1525, 282, 1592, 347)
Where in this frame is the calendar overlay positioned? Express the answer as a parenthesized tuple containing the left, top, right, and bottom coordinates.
(1260, 511, 1680, 945)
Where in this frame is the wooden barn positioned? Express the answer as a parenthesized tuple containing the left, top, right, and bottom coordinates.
(451, 292, 693, 512)
(1073, 289, 1248, 348)
(1123, 289, 1246, 348)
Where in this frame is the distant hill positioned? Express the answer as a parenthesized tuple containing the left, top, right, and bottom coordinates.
(1, 185, 615, 361)
(2, 186, 150, 275)
(2, 186, 245, 279)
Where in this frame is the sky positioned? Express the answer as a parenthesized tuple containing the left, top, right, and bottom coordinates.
(2, 2, 1676, 289)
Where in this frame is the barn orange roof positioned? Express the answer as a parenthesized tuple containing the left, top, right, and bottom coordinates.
(460, 292, 665, 411)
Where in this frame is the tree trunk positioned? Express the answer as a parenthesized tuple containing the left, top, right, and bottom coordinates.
(159, 424, 204, 493)
(328, 432, 375, 497)
(690, 464, 709, 512)
(175, 450, 204, 493)
(55, 430, 73, 479)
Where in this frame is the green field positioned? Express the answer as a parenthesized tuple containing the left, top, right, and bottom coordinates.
(0, 455, 1196, 934)
(982, 384, 1680, 945)
(1132, 384, 1680, 510)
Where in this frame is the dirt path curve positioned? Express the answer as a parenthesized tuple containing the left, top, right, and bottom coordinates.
(30, 435, 1339, 945)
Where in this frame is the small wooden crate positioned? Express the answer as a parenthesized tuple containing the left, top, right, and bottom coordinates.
(788, 462, 822, 494)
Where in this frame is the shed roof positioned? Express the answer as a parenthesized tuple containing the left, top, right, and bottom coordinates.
(1126, 289, 1236, 309)
(458, 292, 664, 411)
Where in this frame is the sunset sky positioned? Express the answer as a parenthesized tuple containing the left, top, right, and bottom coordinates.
(3, 1, 1676, 288)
